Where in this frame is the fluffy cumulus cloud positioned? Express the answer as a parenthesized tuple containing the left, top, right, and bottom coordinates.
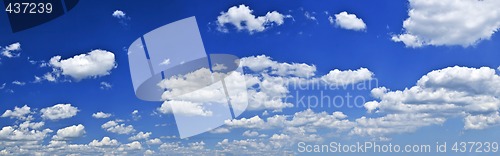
(128, 131, 151, 141)
(392, 0, 500, 47)
(92, 112, 112, 119)
(101, 120, 136, 134)
(89, 137, 120, 147)
(358, 66, 500, 137)
(4, 55, 500, 155)
(0, 125, 53, 145)
(48, 49, 116, 81)
(112, 10, 126, 19)
(330, 11, 367, 31)
(1, 42, 21, 58)
(157, 55, 373, 115)
(321, 68, 373, 85)
(41, 104, 79, 120)
(217, 4, 290, 33)
(52, 124, 86, 140)
(213, 109, 354, 155)
(1, 105, 33, 121)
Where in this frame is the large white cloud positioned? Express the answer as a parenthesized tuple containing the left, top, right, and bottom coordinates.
(52, 124, 86, 140)
(358, 66, 500, 138)
(157, 55, 373, 114)
(41, 104, 79, 120)
(217, 4, 289, 33)
(331, 11, 367, 31)
(49, 49, 116, 81)
(392, 0, 500, 47)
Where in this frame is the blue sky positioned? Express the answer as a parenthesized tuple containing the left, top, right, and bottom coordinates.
(1, 0, 500, 155)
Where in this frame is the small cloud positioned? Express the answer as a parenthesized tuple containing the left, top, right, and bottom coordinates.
(100, 82, 112, 90)
(304, 11, 317, 22)
(112, 10, 130, 26)
(159, 59, 170, 66)
(112, 10, 126, 19)
(1, 42, 21, 58)
(331, 11, 366, 31)
(12, 81, 25, 86)
(132, 110, 141, 120)
(216, 4, 290, 34)
(92, 112, 112, 119)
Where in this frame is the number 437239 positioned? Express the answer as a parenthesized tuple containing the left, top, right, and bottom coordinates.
(5, 3, 53, 14)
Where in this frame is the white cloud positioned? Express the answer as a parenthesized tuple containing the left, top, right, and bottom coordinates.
(1, 42, 21, 58)
(240, 55, 316, 78)
(101, 120, 135, 134)
(226, 109, 353, 131)
(100, 82, 112, 90)
(157, 55, 372, 113)
(465, 112, 500, 130)
(217, 4, 289, 33)
(357, 66, 500, 137)
(144, 150, 155, 155)
(392, 0, 500, 47)
(364, 101, 380, 113)
(118, 141, 142, 151)
(41, 104, 79, 120)
(331, 11, 367, 31)
(49, 49, 116, 81)
(159, 141, 208, 155)
(351, 114, 446, 137)
(1, 105, 33, 121)
(92, 112, 111, 119)
(224, 116, 266, 129)
(128, 131, 151, 141)
(157, 101, 213, 117)
(11, 81, 25, 86)
(304, 11, 317, 21)
(159, 58, 170, 66)
(52, 124, 85, 140)
(321, 68, 373, 85)
(19, 121, 44, 130)
(0, 122, 52, 142)
(391, 34, 423, 48)
(146, 138, 162, 145)
(89, 137, 120, 147)
(112, 10, 126, 19)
